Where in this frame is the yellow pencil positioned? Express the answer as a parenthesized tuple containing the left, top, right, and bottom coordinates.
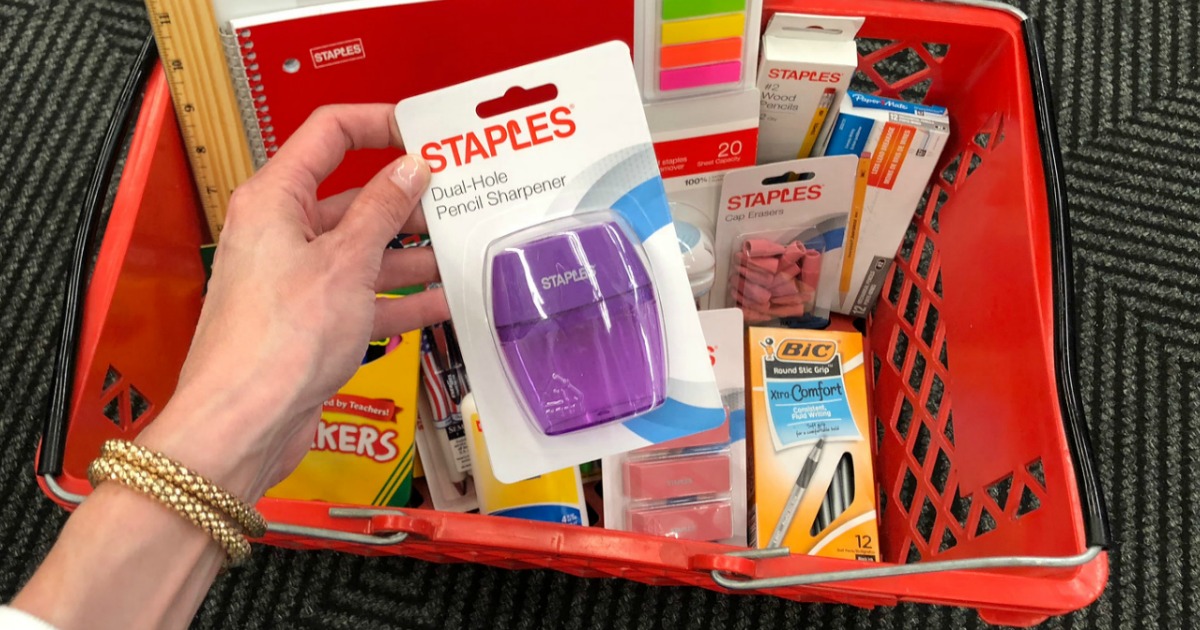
(839, 151, 872, 305)
(797, 88, 837, 159)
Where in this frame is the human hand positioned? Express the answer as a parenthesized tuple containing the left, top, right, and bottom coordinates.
(135, 104, 447, 502)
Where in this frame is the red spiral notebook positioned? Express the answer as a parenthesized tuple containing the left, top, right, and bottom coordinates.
(226, 0, 636, 197)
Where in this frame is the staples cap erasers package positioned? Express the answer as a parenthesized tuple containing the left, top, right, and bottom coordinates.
(396, 42, 725, 483)
(713, 156, 858, 329)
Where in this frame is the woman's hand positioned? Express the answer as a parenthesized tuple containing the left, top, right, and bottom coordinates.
(134, 104, 448, 502)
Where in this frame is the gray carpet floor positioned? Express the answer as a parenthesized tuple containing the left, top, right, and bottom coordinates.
(1, 0, 1196, 627)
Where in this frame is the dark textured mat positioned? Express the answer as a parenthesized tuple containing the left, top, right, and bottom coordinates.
(1, 0, 1196, 627)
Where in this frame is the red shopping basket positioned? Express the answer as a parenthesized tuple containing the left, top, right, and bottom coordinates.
(36, 0, 1111, 626)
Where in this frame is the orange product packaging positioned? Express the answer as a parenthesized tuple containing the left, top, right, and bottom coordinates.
(747, 327, 880, 560)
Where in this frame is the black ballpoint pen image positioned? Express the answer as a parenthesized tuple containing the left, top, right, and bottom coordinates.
(768, 438, 826, 549)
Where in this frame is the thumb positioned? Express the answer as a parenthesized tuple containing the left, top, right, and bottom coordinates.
(332, 155, 431, 252)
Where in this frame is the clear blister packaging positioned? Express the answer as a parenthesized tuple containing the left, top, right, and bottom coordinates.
(606, 422, 735, 542)
(729, 227, 829, 326)
(486, 213, 668, 437)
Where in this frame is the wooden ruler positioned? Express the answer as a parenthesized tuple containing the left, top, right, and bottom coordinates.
(142, 0, 257, 241)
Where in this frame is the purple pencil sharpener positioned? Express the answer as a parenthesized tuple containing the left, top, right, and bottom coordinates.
(489, 219, 668, 436)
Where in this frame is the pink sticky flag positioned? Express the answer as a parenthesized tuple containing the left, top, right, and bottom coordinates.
(736, 251, 780, 274)
(742, 239, 787, 257)
(780, 241, 805, 267)
(801, 249, 823, 290)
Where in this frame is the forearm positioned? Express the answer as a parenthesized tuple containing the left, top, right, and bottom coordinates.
(12, 384, 288, 630)
(12, 483, 225, 629)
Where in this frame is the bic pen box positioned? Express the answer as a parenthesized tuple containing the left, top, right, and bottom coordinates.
(490, 220, 668, 436)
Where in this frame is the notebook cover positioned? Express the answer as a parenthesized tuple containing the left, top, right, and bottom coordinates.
(230, 0, 635, 197)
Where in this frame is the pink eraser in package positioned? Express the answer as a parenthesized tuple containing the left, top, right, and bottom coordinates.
(624, 454, 732, 501)
(628, 500, 734, 540)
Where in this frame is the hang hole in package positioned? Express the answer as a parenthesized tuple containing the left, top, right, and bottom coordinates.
(396, 42, 725, 483)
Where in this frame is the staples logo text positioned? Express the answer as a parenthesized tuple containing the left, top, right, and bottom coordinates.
(311, 39, 365, 69)
(727, 184, 822, 211)
(421, 106, 576, 173)
(767, 69, 843, 83)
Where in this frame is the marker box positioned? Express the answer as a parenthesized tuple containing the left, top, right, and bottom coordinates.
(635, 0, 764, 102)
(818, 91, 951, 317)
(747, 328, 880, 560)
(756, 13, 863, 164)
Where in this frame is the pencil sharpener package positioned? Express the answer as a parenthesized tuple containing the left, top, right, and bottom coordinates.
(747, 327, 880, 560)
(602, 308, 746, 544)
(714, 155, 858, 329)
(396, 42, 725, 483)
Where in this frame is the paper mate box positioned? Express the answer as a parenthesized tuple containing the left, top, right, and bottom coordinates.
(748, 327, 879, 560)
(396, 42, 725, 483)
(266, 321, 421, 507)
(756, 13, 863, 164)
(818, 91, 950, 317)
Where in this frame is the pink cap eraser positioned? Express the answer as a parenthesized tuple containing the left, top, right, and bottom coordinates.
(780, 242, 805, 266)
(741, 306, 773, 323)
(733, 287, 770, 312)
(769, 279, 800, 298)
(624, 454, 732, 501)
(736, 267, 776, 290)
(743, 239, 786, 257)
(768, 303, 807, 318)
(628, 501, 733, 541)
(801, 250, 822, 290)
(777, 261, 802, 280)
(771, 292, 806, 306)
(737, 251, 780, 274)
(660, 61, 742, 92)
(737, 279, 772, 304)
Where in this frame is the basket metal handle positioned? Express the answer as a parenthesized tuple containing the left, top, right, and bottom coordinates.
(43, 475, 425, 547)
(700, 545, 1104, 590)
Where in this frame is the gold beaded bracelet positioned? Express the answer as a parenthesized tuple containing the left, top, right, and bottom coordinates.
(88, 456, 252, 567)
(99, 440, 267, 538)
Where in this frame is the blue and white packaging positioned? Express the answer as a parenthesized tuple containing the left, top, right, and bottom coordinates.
(395, 42, 724, 482)
(817, 91, 950, 317)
